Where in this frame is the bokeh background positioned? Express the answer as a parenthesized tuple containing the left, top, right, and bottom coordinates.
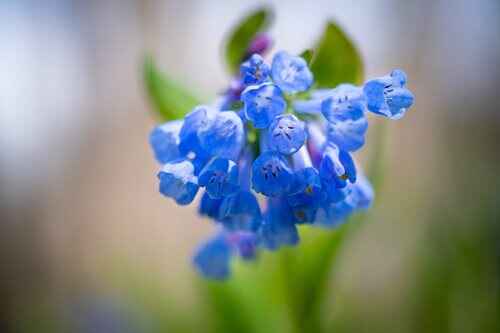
(1, 0, 499, 332)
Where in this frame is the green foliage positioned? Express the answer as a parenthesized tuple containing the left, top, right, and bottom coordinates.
(310, 21, 364, 87)
(143, 56, 200, 121)
(224, 7, 273, 74)
(299, 49, 314, 64)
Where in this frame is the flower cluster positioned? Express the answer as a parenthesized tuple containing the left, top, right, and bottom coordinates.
(149, 48, 414, 279)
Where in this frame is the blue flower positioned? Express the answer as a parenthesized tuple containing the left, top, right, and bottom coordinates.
(285, 146, 323, 223)
(197, 111, 245, 160)
(158, 159, 199, 205)
(228, 231, 258, 260)
(149, 120, 182, 164)
(322, 84, 368, 152)
(147, 45, 414, 279)
(321, 178, 347, 204)
(268, 114, 306, 155)
(288, 167, 322, 205)
(314, 199, 354, 228)
(179, 106, 215, 154)
(271, 51, 313, 94)
(219, 191, 262, 231)
(198, 191, 222, 219)
(325, 119, 367, 153)
(288, 168, 322, 224)
(321, 84, 365, 121)
(241, 83, 286, 129)
(178, 106, 215, 172)
(252, 151, 294, 197)
(344, 171, 374, 210)
(193, 233, 232, 280)
(319, 143, 356, 188)
(198, 158, 239, 199)
(291, 204, 318, 224)
(363, 69, 414, 120)
(259, 198, 299, 250)
(315, 170, 374, 228)
(240, 54, 270, 85)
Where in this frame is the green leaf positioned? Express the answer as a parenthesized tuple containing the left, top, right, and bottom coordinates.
(310, 21, 364, 88)
(224, 7, 273, 74)
(299, 49, 314, 64)
(143, 55, 200, 121)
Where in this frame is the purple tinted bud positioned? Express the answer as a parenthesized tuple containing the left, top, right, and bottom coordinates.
(246, 33, 273, 57)
(224, 79, 245, 106)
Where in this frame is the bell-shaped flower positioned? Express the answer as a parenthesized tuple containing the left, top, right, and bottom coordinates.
(241, 83, 286, 129)
(288, 167, 322, 208)
(344, 170, 374, 210)
(251, 151, 294, 197)
(198, 158, 240, 199)
(363, 69, 414, 120)
(321, 179, 347, 204)
(259, 197, 299, 250)
(314, 199, 354, 228)
(319, 143, 356, 188)
(193, 232, 232, 280)
(240, 54, 270, 85)
(197, 111, 245, 160)
(271, 51, 313, 94)
(287, 147, 319, 206)
(315, 169, 374, 228)
(219, 190, 262, 232)
(321, 84, 368, 152)
(286, 147, 323, 223)
(179, 106, 215, 154)
(198, 191, 222, 220)
(268, 114, 306, 155)
(178, 106, 215, 172)
(158, 159, 199, 205)
(149, 120, 182, 164)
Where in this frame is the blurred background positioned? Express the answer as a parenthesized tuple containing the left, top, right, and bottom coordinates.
(1, 0, 499, 332)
